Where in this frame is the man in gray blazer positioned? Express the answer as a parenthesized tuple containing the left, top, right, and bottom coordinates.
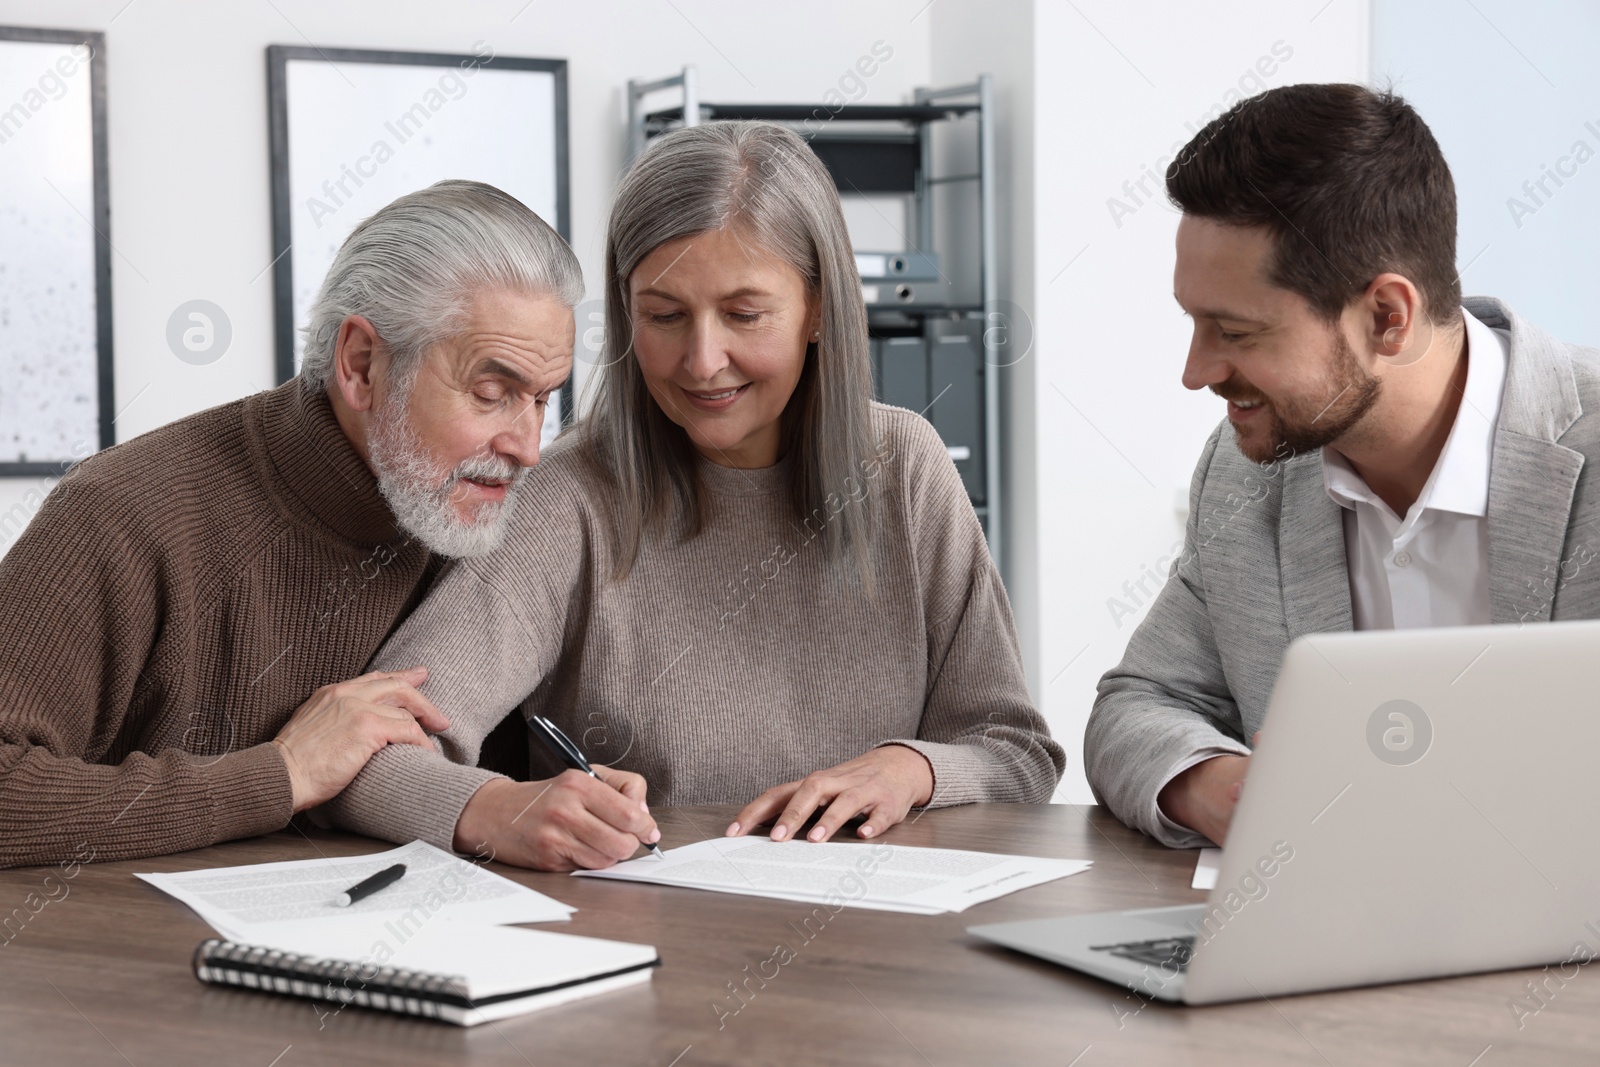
(1086, 83, 1600, 849)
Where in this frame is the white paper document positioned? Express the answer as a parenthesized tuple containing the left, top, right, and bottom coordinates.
(1192, 847, 1223, 891)
(138, 840, 573, 942)
(573, 837, 1092, 914)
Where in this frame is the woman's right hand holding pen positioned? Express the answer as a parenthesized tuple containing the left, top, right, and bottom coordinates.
(453, 767, 660, 871)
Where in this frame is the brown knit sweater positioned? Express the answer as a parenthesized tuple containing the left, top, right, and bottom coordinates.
(320, 405, 1064, 852)
(0, 381, 437, 868)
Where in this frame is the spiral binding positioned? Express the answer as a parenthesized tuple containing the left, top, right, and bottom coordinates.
(193, 939, 466, 1020)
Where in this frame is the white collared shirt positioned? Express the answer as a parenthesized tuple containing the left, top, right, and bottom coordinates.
(1322, 308, 1510, 630)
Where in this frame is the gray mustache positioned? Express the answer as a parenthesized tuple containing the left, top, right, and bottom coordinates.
(450, 454, 525, 486)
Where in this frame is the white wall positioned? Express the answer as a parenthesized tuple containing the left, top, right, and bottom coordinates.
(928, 0, 1038, 694)
(1372, 0, 1600, 348)
(1028, 0, 1370, 801)
(0, 0, 932, 551)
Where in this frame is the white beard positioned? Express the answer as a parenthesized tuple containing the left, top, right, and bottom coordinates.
(368, 394, 527, 559)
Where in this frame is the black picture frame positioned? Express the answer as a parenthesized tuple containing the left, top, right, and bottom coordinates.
(265, 45, 572, 425)
(0, 25, 112, 477)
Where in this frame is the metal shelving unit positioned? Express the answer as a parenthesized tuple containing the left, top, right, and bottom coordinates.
(625, 68, 1004, 577)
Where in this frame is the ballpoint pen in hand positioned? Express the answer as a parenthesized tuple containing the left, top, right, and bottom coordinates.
(527, 714, 664, 859)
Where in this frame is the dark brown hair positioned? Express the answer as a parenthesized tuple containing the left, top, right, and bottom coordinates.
(1166, 83, 1459, 323)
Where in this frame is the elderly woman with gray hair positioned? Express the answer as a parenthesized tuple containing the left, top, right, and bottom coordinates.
(323, 121, 1063, 871)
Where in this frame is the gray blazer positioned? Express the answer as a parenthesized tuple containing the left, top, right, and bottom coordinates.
(1086, 296, 1600, 847)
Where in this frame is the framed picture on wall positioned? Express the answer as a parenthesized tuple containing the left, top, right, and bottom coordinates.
(0, 26, 112, 476)
(266, 44, 572, 439)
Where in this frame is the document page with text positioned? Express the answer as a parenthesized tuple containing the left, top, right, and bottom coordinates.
(138, 840, 573, 941)
(575, 837, 1091, 914)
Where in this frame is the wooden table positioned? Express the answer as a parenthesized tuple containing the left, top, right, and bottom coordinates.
(3, 803, 1595, 1065)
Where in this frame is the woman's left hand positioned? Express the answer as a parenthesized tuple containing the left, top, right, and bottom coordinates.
(726, 745, 935, 843)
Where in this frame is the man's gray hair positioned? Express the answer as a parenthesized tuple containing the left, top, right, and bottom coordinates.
(299, 180, 583, 390)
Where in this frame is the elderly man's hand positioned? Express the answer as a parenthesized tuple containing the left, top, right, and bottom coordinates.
(453, 768, 660, 871)
(271, 666, 450, 812)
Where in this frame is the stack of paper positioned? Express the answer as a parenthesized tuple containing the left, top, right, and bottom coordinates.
(147, 843, 657, 1026)
(574, 836, 1092, 914)
(1192, 847, 1223, 890)
(137, 840, 573, 944)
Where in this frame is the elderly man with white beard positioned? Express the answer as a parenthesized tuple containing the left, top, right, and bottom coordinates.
(0, 180, 579, 868)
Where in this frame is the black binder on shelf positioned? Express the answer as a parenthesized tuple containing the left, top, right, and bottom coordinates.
(880, 336, 929, 414)
(928, 326, 986, 506)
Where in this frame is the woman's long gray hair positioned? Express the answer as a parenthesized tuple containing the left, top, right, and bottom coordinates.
(581, 121, 878, 579)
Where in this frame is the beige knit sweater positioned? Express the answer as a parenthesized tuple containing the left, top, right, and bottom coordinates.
(0, 382, 439, 869)
(320, 405, 1063, 851)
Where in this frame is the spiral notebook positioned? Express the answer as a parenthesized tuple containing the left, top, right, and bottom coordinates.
(193, 922, 658, 1026)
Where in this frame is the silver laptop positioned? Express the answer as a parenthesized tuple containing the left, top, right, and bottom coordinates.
(970, 620, 1600, 1004)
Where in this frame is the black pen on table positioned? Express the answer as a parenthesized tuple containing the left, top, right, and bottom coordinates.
(333, 863, 406, 907)
(528, 714, 664, 859)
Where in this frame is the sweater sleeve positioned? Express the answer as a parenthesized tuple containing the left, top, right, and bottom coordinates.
(878, 414, 1066, 806)
(0, 480, 293, 869)
(316, 476, 586, 852)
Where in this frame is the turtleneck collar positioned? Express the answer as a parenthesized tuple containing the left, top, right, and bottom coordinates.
(248, 379, 410, 547)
